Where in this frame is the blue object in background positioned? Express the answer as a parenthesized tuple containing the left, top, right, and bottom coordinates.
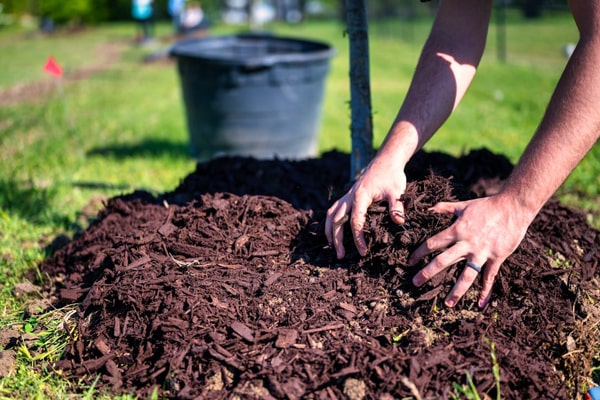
(586, 386, 600, 400)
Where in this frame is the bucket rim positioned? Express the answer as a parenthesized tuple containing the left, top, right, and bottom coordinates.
(169, 32, 336, 68)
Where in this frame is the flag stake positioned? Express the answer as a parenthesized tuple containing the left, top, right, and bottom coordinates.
(43, 55, 74, 130)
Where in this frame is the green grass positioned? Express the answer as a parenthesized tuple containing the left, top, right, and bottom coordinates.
(0, 8, 598, 398)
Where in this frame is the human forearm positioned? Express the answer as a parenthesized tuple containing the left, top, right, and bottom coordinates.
(378, 0, 493, 165)
(500, 17, 600, 221)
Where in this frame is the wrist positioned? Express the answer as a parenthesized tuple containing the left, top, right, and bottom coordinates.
(377, 120, 420, 166)
(496, 181, 546, 226)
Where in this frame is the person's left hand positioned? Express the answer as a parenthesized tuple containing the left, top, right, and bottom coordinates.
(408, 193, 533, 308)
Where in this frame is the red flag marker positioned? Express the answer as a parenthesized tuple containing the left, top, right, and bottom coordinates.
(43, 56, 63, 78)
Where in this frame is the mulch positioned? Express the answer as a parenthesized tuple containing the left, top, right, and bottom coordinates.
(37, 149, 599, 399)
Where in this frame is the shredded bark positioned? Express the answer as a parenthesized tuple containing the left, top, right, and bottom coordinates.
(38, 149, 599, 399)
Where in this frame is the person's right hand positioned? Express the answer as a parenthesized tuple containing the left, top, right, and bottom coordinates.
(325, 154, 408, 259)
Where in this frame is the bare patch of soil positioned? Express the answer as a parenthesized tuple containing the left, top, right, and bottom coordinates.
(35, 149, 599, 399)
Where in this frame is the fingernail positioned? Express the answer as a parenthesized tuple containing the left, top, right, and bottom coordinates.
(391, 210, 404, 218)
(445, 298, 455, 307)
(407, 256, 415, 266)
(478, 298, 488, 309)
(412, 276, 422, 287)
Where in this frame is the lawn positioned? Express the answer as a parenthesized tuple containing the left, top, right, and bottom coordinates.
(0, 7, 598, 398)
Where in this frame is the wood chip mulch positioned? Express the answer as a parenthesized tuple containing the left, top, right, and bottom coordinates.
(37, 149, 599, 399)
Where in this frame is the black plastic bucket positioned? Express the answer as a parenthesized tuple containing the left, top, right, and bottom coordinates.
(170, 33, 335, 160)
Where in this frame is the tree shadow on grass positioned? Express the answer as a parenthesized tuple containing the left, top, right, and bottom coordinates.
(0, 178, 66, 226)
(0, 178, 129, 230)
(86, 138, 190, 160)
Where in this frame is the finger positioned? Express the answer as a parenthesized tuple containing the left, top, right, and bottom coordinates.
(325, 201, 345, 243)
(444, 258, 486, 308)
(324, 203, 338, 244)
(332, 215, 347, 259)
(408, 227, 458, 266)
(350, 191, 372, 256)
(325, 201, 350, 259)
(478, 260, 501, 308)
(412, 242, 470, 287)
(387, 196, 406, 225)
(429, 201, 460, 215)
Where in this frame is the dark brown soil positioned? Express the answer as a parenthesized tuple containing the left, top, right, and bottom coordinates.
(37, 149, 599, 399)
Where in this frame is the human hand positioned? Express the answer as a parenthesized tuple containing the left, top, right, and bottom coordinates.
(409, 194, 533, 308)
(325, 156, 408, 259)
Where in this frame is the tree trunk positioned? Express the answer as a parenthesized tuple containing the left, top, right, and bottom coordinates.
(345, 0, 373, 181)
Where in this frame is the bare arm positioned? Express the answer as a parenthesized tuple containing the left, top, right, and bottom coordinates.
(410, 0, 600, 308)
(328, 0, 600, 309)
(378, 0, 493, 168)
(500, 0, 600, 222)
(325, 0, 493, 259)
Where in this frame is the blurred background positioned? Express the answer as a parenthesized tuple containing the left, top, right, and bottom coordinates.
(0, 0, 570, 29)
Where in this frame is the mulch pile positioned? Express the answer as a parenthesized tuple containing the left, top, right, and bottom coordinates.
(38, 149, 599, 399)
